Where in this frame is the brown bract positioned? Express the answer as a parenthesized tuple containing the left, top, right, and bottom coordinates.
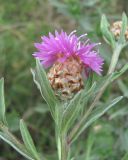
(47, 57, 84, 100)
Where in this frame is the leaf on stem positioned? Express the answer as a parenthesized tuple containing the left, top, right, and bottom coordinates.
(70, 96, 123, 143)
(85, 132, 95, 160)
(62, 91, 82, 132)
(31, 59, 57, 119)
(62, 82, 96, 132)
(118, 12, 128, 44)
(0, 130, 34, 160)
(20, 119, 40, 160)
(93, 63, 128, 95)
(111, 63, 128, 81)
(100, 14, 115, 48)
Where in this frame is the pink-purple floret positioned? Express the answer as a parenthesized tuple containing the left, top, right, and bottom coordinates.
(33, 30, 104, 75)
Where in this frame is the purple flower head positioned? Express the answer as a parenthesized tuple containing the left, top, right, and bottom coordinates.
(33, 30, 104, 75)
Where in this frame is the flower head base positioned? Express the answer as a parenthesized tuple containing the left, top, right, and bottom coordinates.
(47, 57, 84, 100)
(33, 31, 104, 99)
(110, 21, 128, 41)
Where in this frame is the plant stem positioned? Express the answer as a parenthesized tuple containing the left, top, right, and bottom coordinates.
(108, 44, 122, 74)
(61, 133, 68, 160)
(68, 43, 123, 143)
(57, 131, 69, 160)
(55, 103, 69, 160)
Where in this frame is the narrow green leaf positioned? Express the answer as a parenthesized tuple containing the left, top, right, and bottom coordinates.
(62, 91, 82, 132)
(62, 82, 96, 132)
(0, 78, 7, 124)
(85, 133, 95, 160)
(109, 107, 128, 119)
(72, 96, 123, 143)
(80, 82, 96, 105)
(31, 60, 57, 119)
(84, 72, 93, 88)
(36, 60, 56, 104)
(93, 74, 113, 94)
(111, 63, 128, 82)
(119, 12, 128, 44)
(0, 131, 34, 160)
(101, 14, 115, 48)
(80, 82, 97, 115)
(20, 119, 40, 160)
(93, 63, 128, 95)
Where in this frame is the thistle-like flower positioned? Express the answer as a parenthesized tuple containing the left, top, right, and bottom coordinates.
(110, 21, 128, 40)
(33, 31, 104, 99)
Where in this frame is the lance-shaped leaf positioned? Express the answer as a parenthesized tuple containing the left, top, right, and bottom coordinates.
(71, 96, 123, 143)
(0, 122, 34, 160)
(61, 91, 82, 132)
(93, 63, 128, 95)
(80, 82, 96, 106)
(92, 74, 113, 95)
(62, 83, 96, 132)
(85, 132, 95, 160)
(101, 14, 115, 48)
(0, 78, 7, 124)
(20, 119, 40, 160)
(118, 12, 128, 44)
(31, 60, 57, 119)
(111, 63, 128, 81)
(0, 132, 34, 160)
(109, 106, 128, 119)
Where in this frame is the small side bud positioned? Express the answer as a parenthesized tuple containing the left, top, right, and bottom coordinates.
(110, 21, 128, 41)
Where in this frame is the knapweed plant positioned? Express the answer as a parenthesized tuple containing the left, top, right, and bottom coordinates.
(0, 13, 128, 160)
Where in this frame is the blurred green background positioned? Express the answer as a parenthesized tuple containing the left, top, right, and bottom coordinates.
(0, 0, 128, 159)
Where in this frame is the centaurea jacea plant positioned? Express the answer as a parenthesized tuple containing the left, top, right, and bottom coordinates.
(32, 13, 128, 160)
(0, 13, 128, 160)
(33, 30, 103, 100)
(32, 13, 128, 159)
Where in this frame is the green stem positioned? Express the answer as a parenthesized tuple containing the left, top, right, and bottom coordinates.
(68, 43, 123, 143)
(108, 44, 123, 74)
(61, 133, 68, 160)
(57, 131, 69, 160)
(55, 103, 69, 160)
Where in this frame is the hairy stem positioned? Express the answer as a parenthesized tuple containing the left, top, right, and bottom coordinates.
(56, 104, 69, 160)
(57, 130, 69, 160)
(108, 44, 122, 74)
(61, 133, 68, 160)
(68, 44, 123, 143)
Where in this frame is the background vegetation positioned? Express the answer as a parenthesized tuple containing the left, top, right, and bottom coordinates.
(0, 0, 128, 159)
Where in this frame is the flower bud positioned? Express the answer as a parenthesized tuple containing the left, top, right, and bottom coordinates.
(110, 21, 128, 41)
(47, 57, 84, 100)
